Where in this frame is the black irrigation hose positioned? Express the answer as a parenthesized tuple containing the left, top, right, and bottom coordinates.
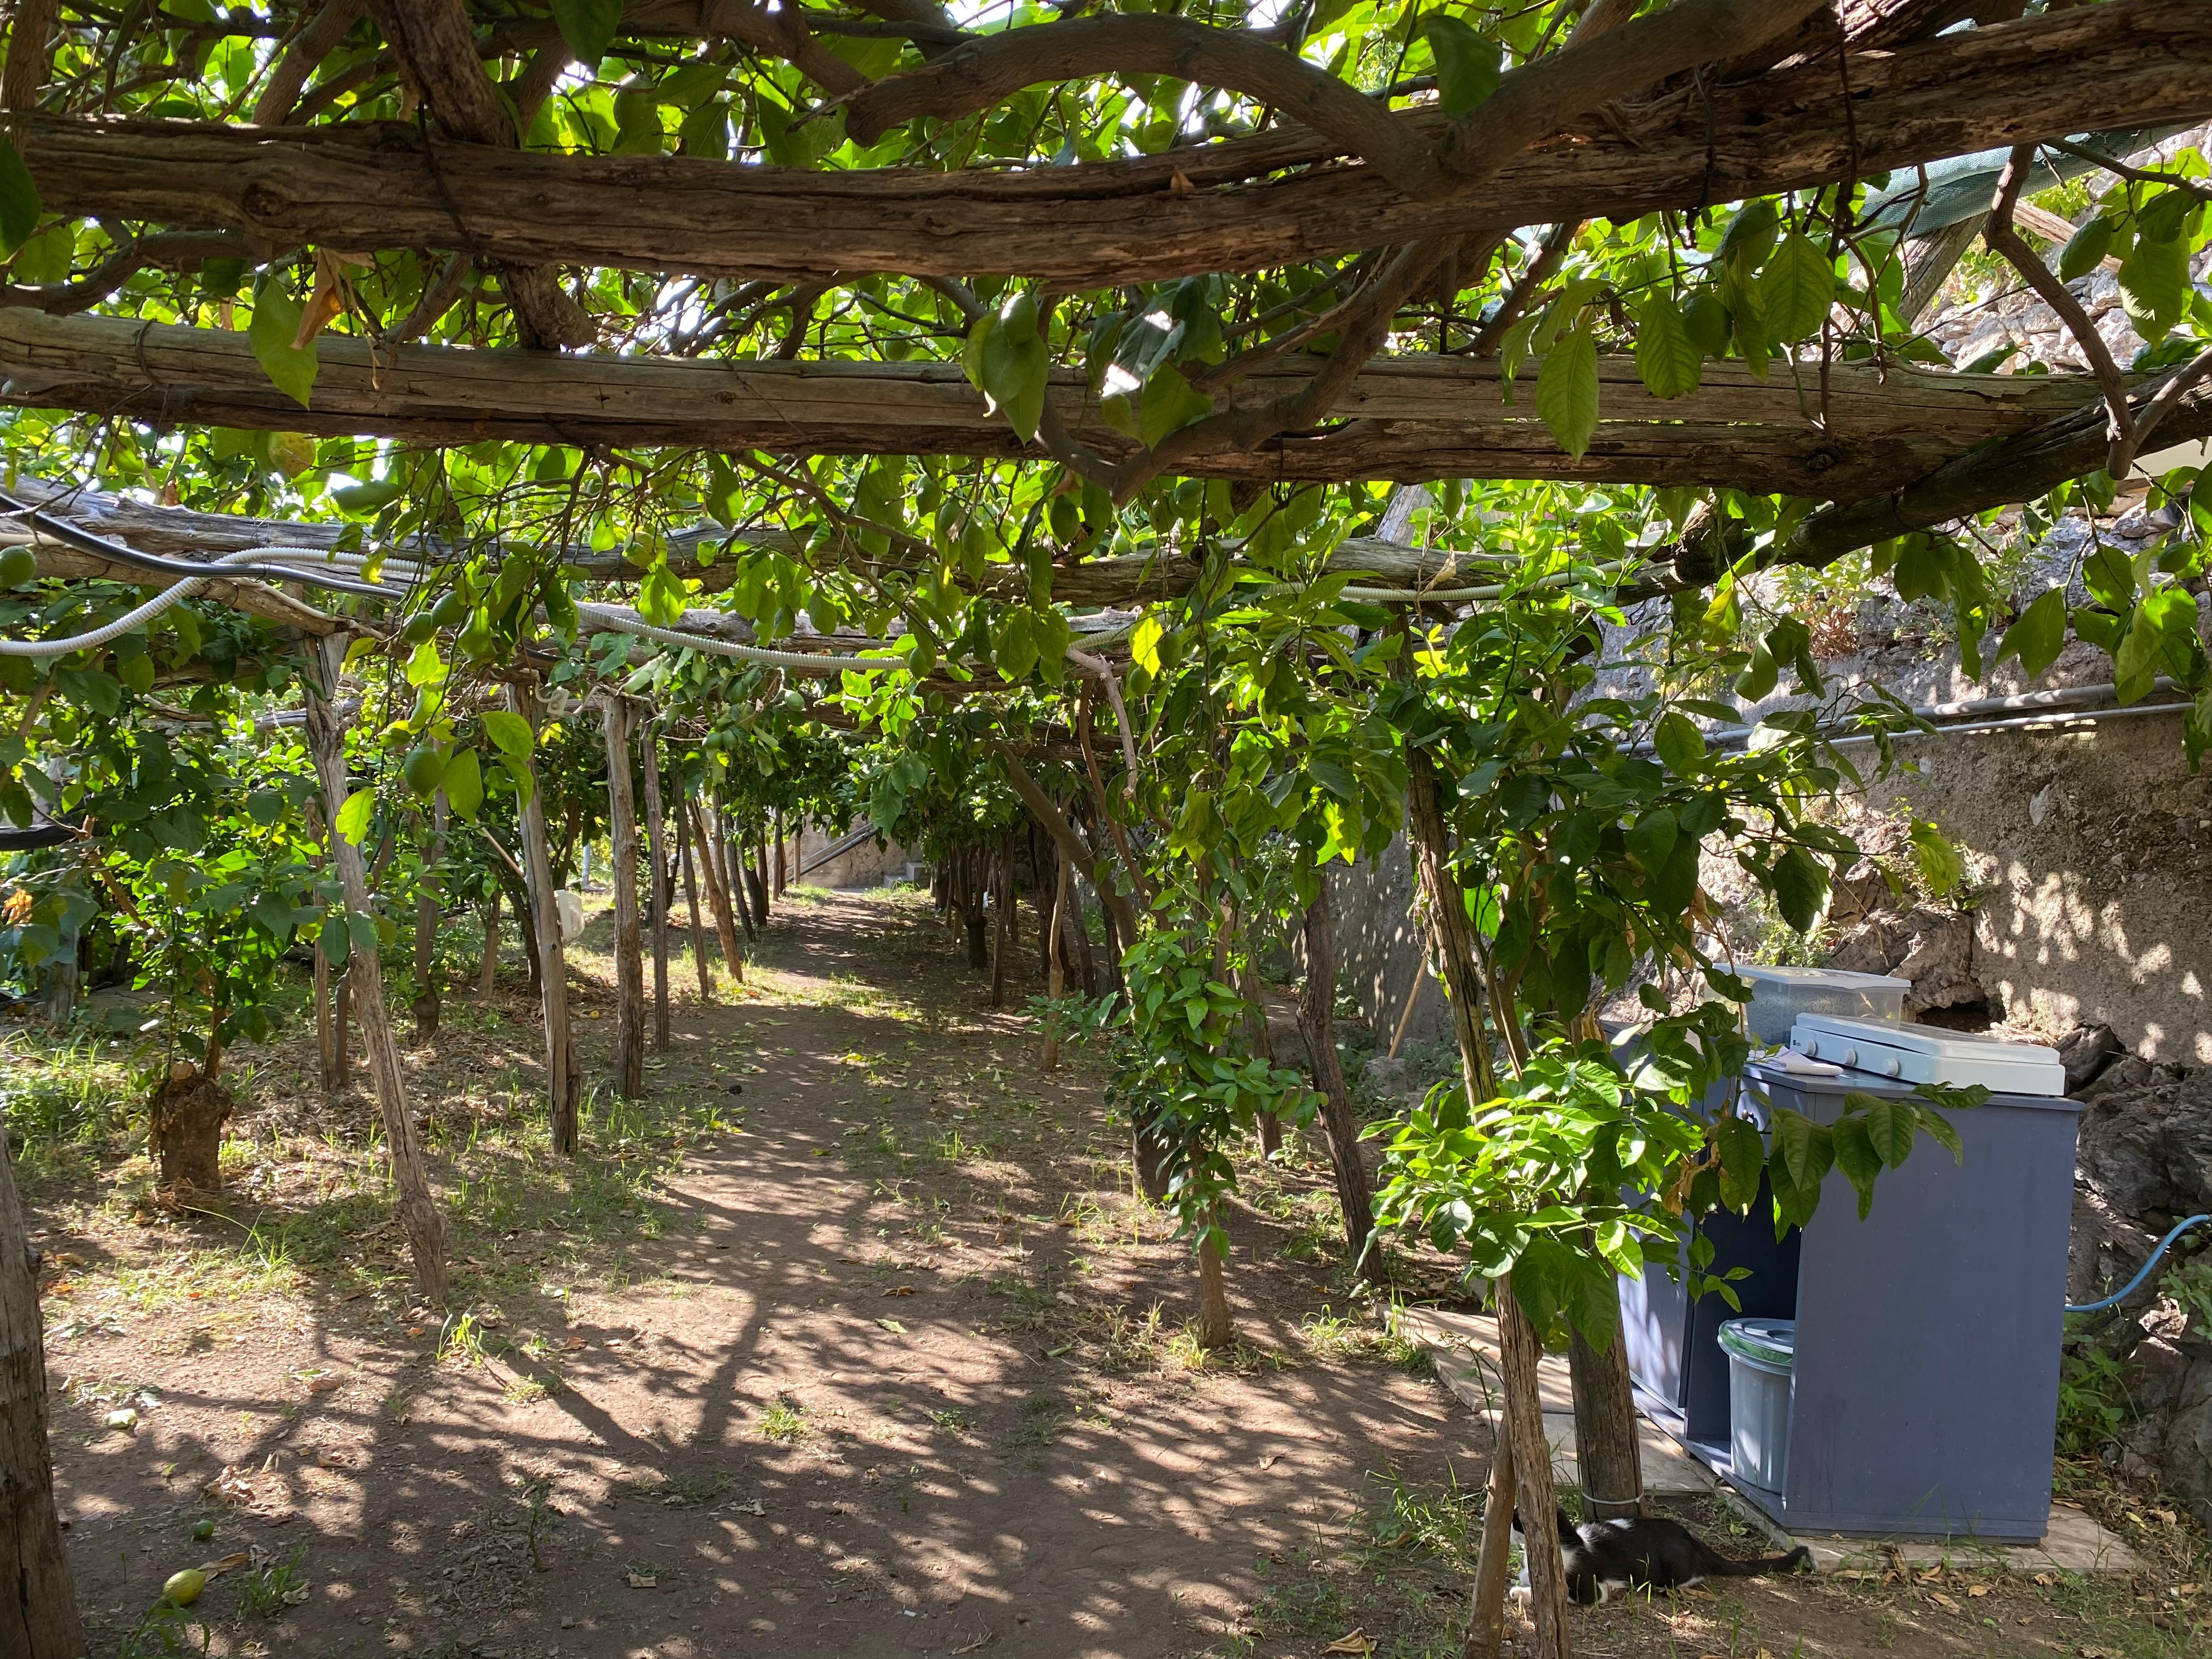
(0, 488, 395, 599)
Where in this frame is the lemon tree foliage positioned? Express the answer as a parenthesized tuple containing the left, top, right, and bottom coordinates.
(0, 1, 2209, 1336)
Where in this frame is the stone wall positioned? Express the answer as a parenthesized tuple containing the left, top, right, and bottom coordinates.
(1317, 834, 1447, 1046)
(794, 825, 920, 890)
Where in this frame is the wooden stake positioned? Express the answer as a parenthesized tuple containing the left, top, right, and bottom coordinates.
(639, 721, 672, 1051)
(721, 812, 757, 942)
(676, 801, 715, 1000)
(510, 686, 579, 1157)
(411, 791, 447, 1042)
(772, 808, 786, 895)
(0, 1107, 87, 1659)
(310, 639, 449, 1300)
(989, 833, 1013, 1008)
(1462, 1437, 1517, 1659)
(1041, 850, 1069, 1071)
(478, 887, 500, 995)
(1498, 1276, 1574, 1659)
(600, 695, 645, 1099)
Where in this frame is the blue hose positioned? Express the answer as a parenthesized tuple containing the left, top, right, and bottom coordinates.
(2064, 1214, 2212, 1313)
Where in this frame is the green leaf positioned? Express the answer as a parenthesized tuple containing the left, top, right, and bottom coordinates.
(2113, 599, 2165, 703)
(1626, 807, 1678, 873)
(2083, 544, 2136, 613)
(1861, 1095, 1915, 1168)
(551, 0, 623, 66)
(1830, 1113, 1881, 1218)
(2119, 233, 2190, 339)
(1908, 818, 1965, 897)
(2057, 216, 2114, 283)
(1759, 233, 1835, 344)
(442, 746, 483, 821)
(481, 709, 534, 758)
(1653, 710, 1706, 776)
(1734, 644, 1779, 702)
(1771, 845, 1829, 933)
(1138, 363, 1212, 448)
(978, 292, 1048, 444)
(1633, 292, 1702, 400)
(248, 272, 319, 409)
(1422, 15, 1502, 120)
(1770, 1108, 1834, 1194)
(1714, 1114, 1764, 1215)
(1995, 587, 2067, 680)
(334, 786, 374, 846)
(1536, 325, 1600, 459)
(0, 144, 42, 255)
(318, 911, 350, 971)
(1914, 1104, 1965, 1164)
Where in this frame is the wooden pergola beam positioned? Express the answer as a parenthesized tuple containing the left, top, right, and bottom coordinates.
(0, 310, 2118, 498)
(19, 2, 2210, 289)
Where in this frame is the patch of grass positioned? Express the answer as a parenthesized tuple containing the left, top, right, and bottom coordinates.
(758, 1395, 806, 1443)
(928, 1407, 970, 1436)
(436, 1310, 491, 1368)
(1, 1029, 143, 1190)
(116, 1602, 210, 1659)
(234, 1545, 308, 1618)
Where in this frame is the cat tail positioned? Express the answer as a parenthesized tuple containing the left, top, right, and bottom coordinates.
(1716, 1545, 1812, 1577)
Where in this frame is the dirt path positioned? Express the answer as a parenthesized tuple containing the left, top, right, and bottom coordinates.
(29, 888, 2200, 1659)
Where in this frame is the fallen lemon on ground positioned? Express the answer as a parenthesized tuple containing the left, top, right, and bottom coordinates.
(161, 1568, 208, 1607)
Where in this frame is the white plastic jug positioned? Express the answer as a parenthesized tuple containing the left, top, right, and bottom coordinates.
(555, 889, 585, 944)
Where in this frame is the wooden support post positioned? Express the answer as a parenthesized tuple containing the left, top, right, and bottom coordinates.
(411, 792, 447, 1042)
(639, 721, 672, 1051)
(309, 639, 449, 1301)
(744, 825, 771, 925)
(772, 808, 786, 895)
(1498, 1278, 1574, 1659)
(333, 976, 353, 1091)
(676, 801, 715, 1000)
(511, 686, 580, 1157)
(0, 1106, 84, 1659)
(1296, 876, 1377, 1278)
(478, 887, 500, 995)
(1462, 1438, 1517, 1659)
(600, 695, 645, 1099)
(1041, 850, 1069, 1071)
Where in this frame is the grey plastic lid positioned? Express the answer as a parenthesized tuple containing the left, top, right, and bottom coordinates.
(1717, 1317, 1797, 1369)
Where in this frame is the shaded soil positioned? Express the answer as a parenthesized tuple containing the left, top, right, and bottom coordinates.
(22, 889, 2208, 1658)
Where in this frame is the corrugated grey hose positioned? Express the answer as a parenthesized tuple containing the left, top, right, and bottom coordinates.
(0, 544, 354, 658)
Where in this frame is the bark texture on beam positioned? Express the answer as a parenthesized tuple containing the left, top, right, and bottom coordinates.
(0, 311, 2114, 498)
(19, 2, 2211, 287)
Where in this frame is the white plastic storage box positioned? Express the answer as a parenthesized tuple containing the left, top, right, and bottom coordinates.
(1788, 1014, 2066, 1096)
(1738, 966, 1908, 1047)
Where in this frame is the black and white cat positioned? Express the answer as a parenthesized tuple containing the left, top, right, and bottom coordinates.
(1510, 1506, 1811, 1605)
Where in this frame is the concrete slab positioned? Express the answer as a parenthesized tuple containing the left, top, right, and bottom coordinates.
(1403, 1307, 1716, 1497)
(1403, 1306, 2142, 1574)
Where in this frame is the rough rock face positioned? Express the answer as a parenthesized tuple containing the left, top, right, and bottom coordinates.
(1825, 905, 1987, 1017)
(2062, 1027, 2212, 1527)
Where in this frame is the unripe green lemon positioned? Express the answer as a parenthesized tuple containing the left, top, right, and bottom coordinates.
(0, 545, 38, 589)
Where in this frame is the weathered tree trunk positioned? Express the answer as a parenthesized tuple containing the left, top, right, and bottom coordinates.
(150, 1059, 231, 1195)
(676, 803, 715, 1000)
(989, 834, 1013, 1008)
(1463, 1438, 1517, 1659)
(510, 686, 579, 1158)
(1041, 851, 1069, 1072)
(309, 641, 449, 1301)
(960, 847, 990, 971)
(1498, 1278, 1573, 1659)
(721, 814, 757, 942)
(1195, 1221, 1235, 1349)
(744, 827, 770, 926)
(1403, 708, 1496, 1116)
(1296, 878, 1377, 1279)
(601, 695, 645, 1100)
(1569, 1307, 1645, 1523)
(478, 888, 500, 995)
(411, 792, 447, 1042)
(0, 1105, 86, 1659)
(772, 809, 786, 895)
(1069, 882, 1098, 998)
(639, 726, 672, 1051)
(690, 800, 743, 970)
(311, 797, 340, 1096)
